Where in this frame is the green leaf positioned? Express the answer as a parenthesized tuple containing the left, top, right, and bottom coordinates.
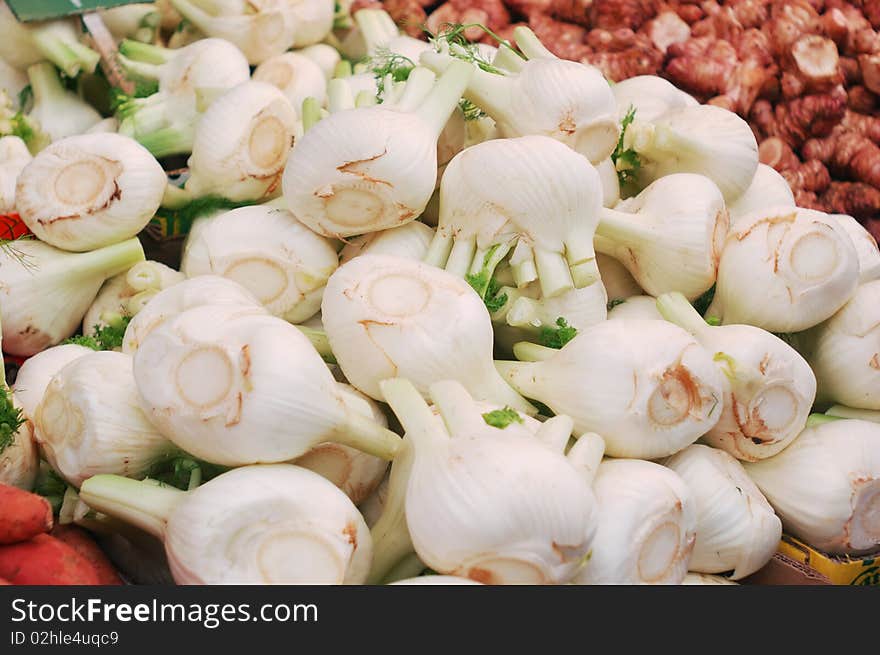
(484, 278, 508, 314)
(369, 49, 416, 101)
(93, 314, 132, 350)
(465, 244, 508, 314)
(425, 22, 521, 75)
(692, 284, 716, 317)
(606, 298, 626, 311)
(33, 463, 67, 514)
(0, 388, 25, 456)
(62, 334, 101, 350)
(539, 317, 578, 349)
(146, 455, 229, 491)
(459, 98, 486, 121)
(160, 195, 253, 235)
(611, 105, 641, 187)
(481, 406, 524, 429)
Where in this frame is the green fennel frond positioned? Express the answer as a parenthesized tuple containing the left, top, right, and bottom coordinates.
(482, 406, 524, 429)
(611, 105, 640, 188)
(539, 317, 578, 349)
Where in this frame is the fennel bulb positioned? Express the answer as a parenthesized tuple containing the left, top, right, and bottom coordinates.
(181, 205, 338, 323)
(299, 44, 341, 80)
(575, 459, 696, 585)
(606, 295, 663, 321)
(711, 206, 859, 333)
(168, 0, 299, 65)
(16, 133, 166, 252)
(594, 174, 728, 301)
(663, 444, 781, 579)
(80, 464, 372, 584)
(728, 164, 795, 226)
(253, 52, 328, 112)
(83, 261, 184, 337)
(596, 252, 642, 301)
(426, 135, 603, 299)
(681, 573, 738, 585)
(0, 5, 99, 78)
(801, 280, 880, 410)
(380, 378, 598, 584)
(0, 407, 38, 491)
(390, 576, 482, 585)
(133, 304, 401, 465)
(116, 38, 251, 158)
(499, 319, 724, 459)
(321, 254, 533, 413)
(611, 75, 698, 123)
(499, 282, 607, 335)
(34, 351, 176, 487)
(744, 419, 880, 555)
(0, 238, 144, 357)
(99, 4, 161, 43)
(0, 136, 32, 213)
(26, 63, 102, 143)
(833, 214, 880, 284)
(288, 0, 334, 47)
(825, 405, 880, 422)
(354, 9, 430, 63)
(421, 27, 618, 164)
(294, 383, 389, 504)
(339, 221, 434, 264)
(596, 158, 620, 208)
(121, 275, 266, 354)
(0, 59, 27, 103)
(657, 292, 816, 461)
(12, 344, 95, 422)
(624, 104, 758, 202)
(282, 61, 473, 238)
(182, 81, 298, 203)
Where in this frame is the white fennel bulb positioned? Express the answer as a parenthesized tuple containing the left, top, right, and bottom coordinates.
(426, 135, 603, 299)
(0, 238, 144, 357)
(116, 38, 251, 158)
(34, 351, 176, 487)
(711, 206, 859, 332)
(657, 292, 816, 461)
(381, 378, 598, 584)
(12, 344, 95, 422)
(283, 61, 472, 238)
(26, 63, 102, 143)
(355, 9, 430, 63)
(575, 459, 696, 585)
(181, 81, 298, 203)
(391, 576, 483, 585)
(133, 305, 401, 465)
(421, 27, 618, 164)
(0, 59, 27, 102)
(499, 319, 724, 459)
(299, 43, 341, 80)
(744, 419, 880, 555)
(289, 0, 335, 46)
(606, 295, 663, 321)
(168, 0, 299, 65)
(253, 52, 328, 113)
(181, 205, 338, 323)
(85, 118, 119, 135)
(596, 158, 620, 208)
(294, 383, 389, 504)
(728, 164, 795, 226)
(801, 280, 880, 410)
(0, 136, 32, 213)
(596, 252, 642, 302)
(0, 408, 38, 491)
(360, 473, 388, 528)
(498, 282, 607, 335)
(80, 464, 372, 584)
(16, 133, 166, 251)
(83, 261, 184, 336)
(826, 406, 880, 423)
(832, 214, 880, 284)
(611, 75, 698, 123)
(121, 275, 266, 354)
(99, 4, 161, 42)
(339, 221, 434, 264)
(594, 174, 728, 300)
(624, 104, 758, 202)
(663, 444, 781, 579)
(681, 573, 738, 585)
(0, 5, 99, 77)
(321, 254, 532, 413)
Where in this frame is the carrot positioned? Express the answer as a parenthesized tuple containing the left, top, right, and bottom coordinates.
(0, 483, 53, 544)
(50, 525, 122, 585)
(0, 534, 101, 585)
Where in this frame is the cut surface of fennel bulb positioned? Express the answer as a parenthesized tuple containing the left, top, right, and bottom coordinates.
(663, 444, 781, 579)
(282, 61, 473, 238)
(802, 279, 880, 410)
(34, 351, 176, 487)
(253, 52, 328, 114)
(744, 419, 880, 555)
(421, 27, 618, 164)
(426, 134, 603, 299)
(133, 304, 401, 466)
(711, 206, 860, 333)
(379, 378, 598, 584)
(181, 205, 338, 323)
(575, 459, 696, 585)
(0, 238, 145, 357)
(595, 173, 728, 301)
(16, 133, 166, 252)
(657, 292, 816, 461)
(321, 254, 533, 414)
(79, 464, 372, 584)
(499, 319, 724, 459)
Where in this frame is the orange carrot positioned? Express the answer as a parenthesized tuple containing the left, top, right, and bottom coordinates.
(0, 534, 101, 585)
(0, 484, 53, 545)
(50, 525, 122, 585)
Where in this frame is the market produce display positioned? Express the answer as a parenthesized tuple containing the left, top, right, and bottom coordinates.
(0, 0, 878, 586)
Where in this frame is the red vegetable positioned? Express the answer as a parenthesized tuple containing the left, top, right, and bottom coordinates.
(0, 483, 53, 545)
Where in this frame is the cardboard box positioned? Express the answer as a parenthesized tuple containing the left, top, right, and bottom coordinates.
(745, 535, 879, 586)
